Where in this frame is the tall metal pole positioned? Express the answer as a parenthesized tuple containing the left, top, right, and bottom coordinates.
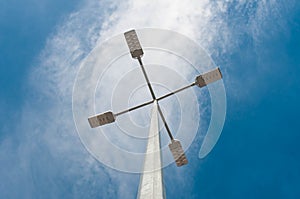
(137, 101, 165, 199)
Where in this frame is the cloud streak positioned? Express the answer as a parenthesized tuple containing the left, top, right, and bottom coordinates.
(1, 0, 296, 198)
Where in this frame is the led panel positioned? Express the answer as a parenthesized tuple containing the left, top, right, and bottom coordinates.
(195, 67, 222, 87)
(168, 139, 188, 167)
(124, 30, 144, 59)
(88, 111, 115, 128)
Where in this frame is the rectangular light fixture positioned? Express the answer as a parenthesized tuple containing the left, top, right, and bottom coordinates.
(195, 67, 222, 87)
(88, 111, 115, 128)
(168, 139, 188, 167)
(124, 30, 144, 59)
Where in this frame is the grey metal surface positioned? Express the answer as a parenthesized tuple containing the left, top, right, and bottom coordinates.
(157, 103, 174, 140)
(138, 102, 165, 199)
(124, 30, 144, 59)
(195, 67, 222, 87)
(115, 100, 154, 117)
(137, 57, 156, 100)
(168, 139, 188, 167)
(88, 111, 115, 128)
(156, 83, 195, 101)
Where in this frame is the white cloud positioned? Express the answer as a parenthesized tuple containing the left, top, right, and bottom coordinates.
(1, 0, 294, 198)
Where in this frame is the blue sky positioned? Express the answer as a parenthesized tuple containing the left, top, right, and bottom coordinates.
(1, 0, 300, 199)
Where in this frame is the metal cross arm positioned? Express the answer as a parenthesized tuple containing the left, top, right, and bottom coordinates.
(124, 30, 223, 142)
(87, 67, 222, 128)
(124, 30, 175, 141)
(87, 29, 223, 167)
(157, 67, 223, 102)
(125, 30, 189, 167)
(88, 100, 154, 128)
(124, 30, 156, 100)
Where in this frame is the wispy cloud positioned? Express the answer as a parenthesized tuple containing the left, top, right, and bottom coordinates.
(0, 0, 295, 198)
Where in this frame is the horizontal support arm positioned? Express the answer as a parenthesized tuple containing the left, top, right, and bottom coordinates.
(157, 82, 195, 101)
(88, 67, 223, 129)
(114, 100, 154, 117)
(157, 67, 223, 101)
(88, 100, 154, 128)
